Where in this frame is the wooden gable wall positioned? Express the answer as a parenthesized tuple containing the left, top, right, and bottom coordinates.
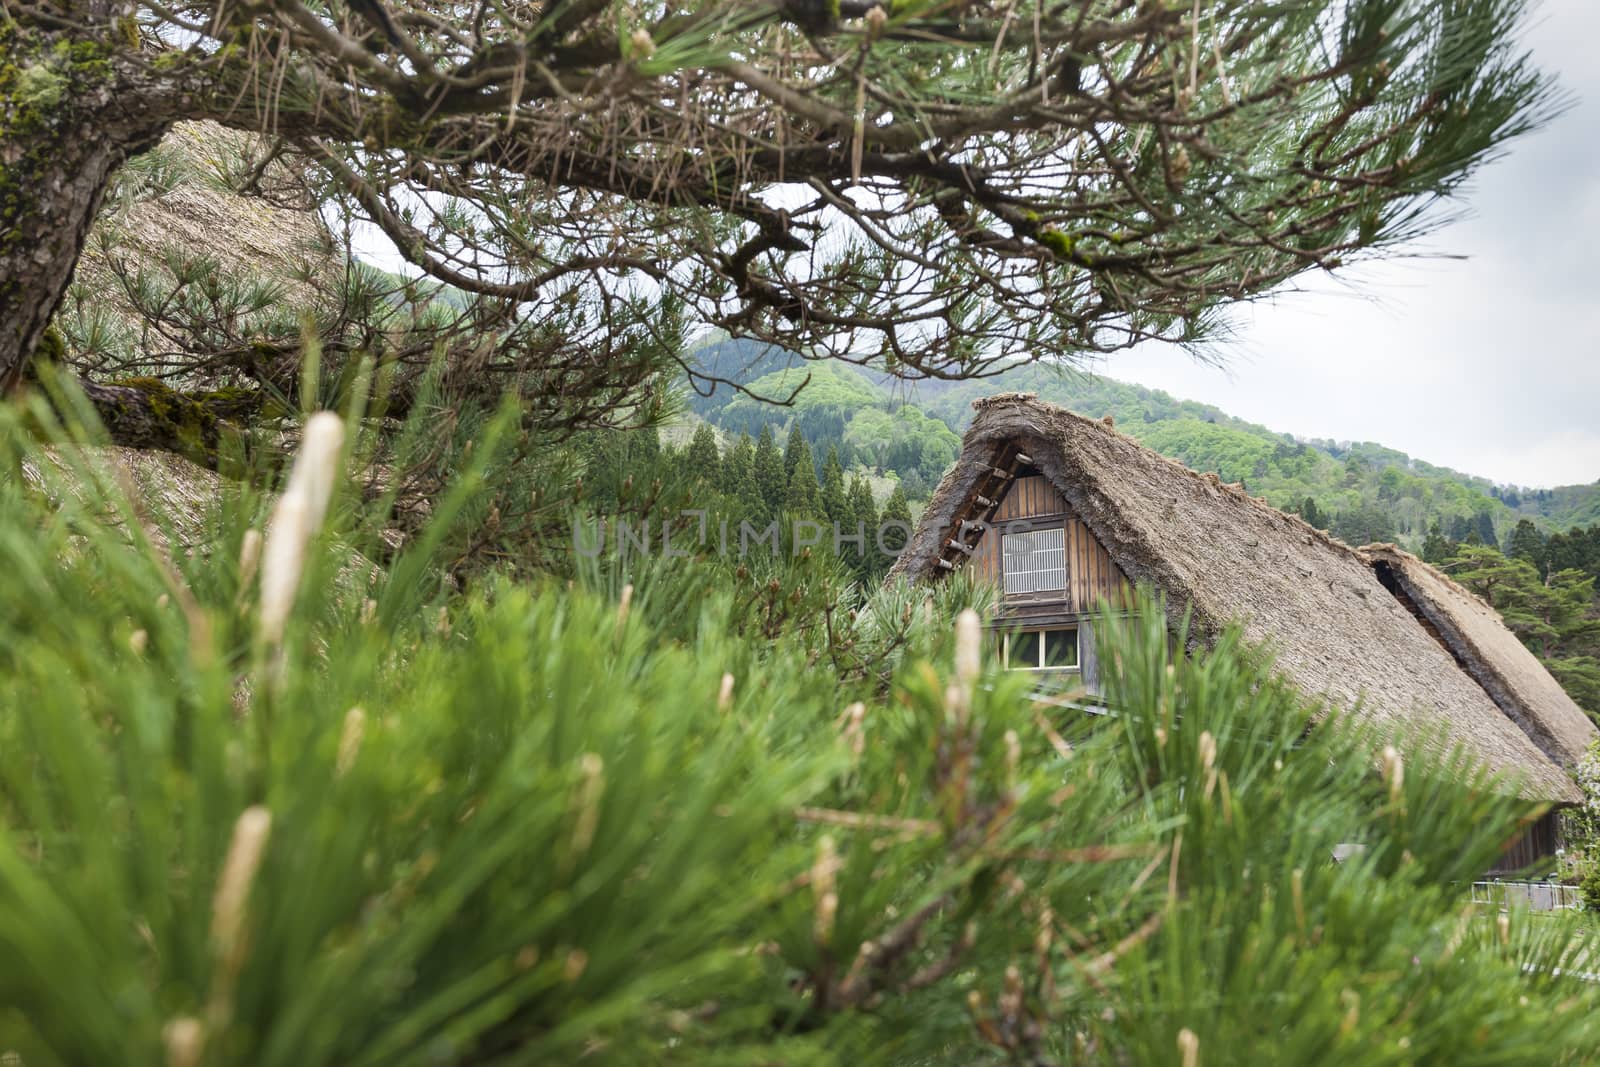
(967, 475, 1131, 615)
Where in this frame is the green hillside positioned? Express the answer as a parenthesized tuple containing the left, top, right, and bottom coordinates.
(687, 341, 1600, 550)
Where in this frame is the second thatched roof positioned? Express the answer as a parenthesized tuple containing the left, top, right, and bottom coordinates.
(892, 393, 1589, 804)
(1361, 543, 1597, 774)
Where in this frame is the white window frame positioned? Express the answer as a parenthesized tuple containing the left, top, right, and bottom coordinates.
(1000, 626, 1081, 672)
(1001, 526, 1067, 595)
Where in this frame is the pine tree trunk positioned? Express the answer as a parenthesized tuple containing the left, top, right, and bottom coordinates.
(0, 28, 172, 389)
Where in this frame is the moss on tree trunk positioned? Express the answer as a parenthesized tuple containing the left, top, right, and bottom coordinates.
(75, 377, 263, 468)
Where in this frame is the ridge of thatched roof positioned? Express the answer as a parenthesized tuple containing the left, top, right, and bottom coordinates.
(892, 392, 1581, 803)
(1360, 543, 1598, 771)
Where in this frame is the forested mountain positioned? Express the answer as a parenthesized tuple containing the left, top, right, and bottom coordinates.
(686, 338, 1600, 552)
(679, 338, 1600, 718)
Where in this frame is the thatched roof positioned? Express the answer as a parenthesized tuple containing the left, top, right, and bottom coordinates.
(892, 393, 1583, 803)
(66, 122, 339, 365)
(21, 446, 229, 554)
(1361, 543, 1598, 772)
(18, 445, 387, 588)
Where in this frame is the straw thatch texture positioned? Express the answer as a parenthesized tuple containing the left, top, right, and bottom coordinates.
(1361, 543, 1598, 770)
(16, 445, 387, 593)
(67, 121, 339, 363)
(892, 393, 1579, 803)
(19, 445, 229, 555)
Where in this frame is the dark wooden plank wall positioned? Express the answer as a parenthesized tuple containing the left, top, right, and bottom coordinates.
(1488, 809, 1561, 874)
(967, 476, 1131, 612)
(993, 475, 1062, 521)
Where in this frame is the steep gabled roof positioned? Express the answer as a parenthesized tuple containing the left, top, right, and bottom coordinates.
(1361, 543, 1598, 772)
(892, 393, 1585, 803)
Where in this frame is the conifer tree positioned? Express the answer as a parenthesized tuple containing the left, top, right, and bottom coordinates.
(752, 426, 786, 522)
(686, 424, 721, 487)
(1422, 520, 1455, 566)
(787, 435, 825, 518)
(582, 427, 663, 508)
(721, 433, 760, 516)
(1476, 509, 1499, 548)
(1548, 524, 1600, 584)
(880, 485, 914, 559)
(1507, 518, 1549, 578)
(846, 475, 880, 580)
(820, 447, 849, 528)
(783, 425, 807, 485)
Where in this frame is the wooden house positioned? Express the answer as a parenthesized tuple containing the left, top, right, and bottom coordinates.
(890, 393, 1598, 866)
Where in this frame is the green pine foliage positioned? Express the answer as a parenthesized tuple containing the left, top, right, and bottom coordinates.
(4, 391, 1600, 1064)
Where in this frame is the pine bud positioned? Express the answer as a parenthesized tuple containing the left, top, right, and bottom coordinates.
(163, 1017, 204, 1067)
(865, 4, 887, 38)
(1198, 730, 1217, 798)
(1381, 745, 1404, 804)
(211, 806, 271, 978)
(258, 494, 309, 647)
(955, 608, 981, 687)
(336, 707, 366, 777)
(1000, 964, 1023, 1020)
(237, 528, 263, 589)
(259, 413, 345, 646)
(290, 412, 344, 533)
(1168, 145, 1192, 185)
(1177, 1028, 1199, 1067)
(813, 836, 838, 945)
(843, 701, 867, 758)
(1339, 988, 1360, 1036)
(572, 753, 605, 855)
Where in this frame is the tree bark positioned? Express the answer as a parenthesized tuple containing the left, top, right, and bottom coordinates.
(0, 28, 172, 389)
(76, 378, 265, 466)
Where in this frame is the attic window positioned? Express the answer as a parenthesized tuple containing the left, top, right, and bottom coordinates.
(1002, 627, 1080, 671)
(1002, 527, 1066, 594)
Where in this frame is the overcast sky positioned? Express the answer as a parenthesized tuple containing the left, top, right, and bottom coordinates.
(1097, 0, 1600, 489)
